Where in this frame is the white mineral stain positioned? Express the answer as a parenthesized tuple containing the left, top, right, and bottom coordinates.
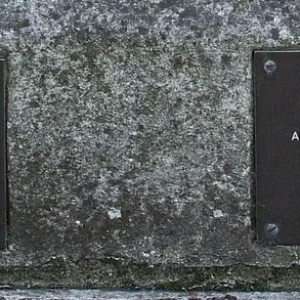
(243, 216, 251, 226)
(279, 28, 290, 39)
(213, 209, 224, 218)
(108, 208, 122, 219)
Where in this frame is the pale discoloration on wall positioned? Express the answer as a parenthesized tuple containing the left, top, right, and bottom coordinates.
(0, 0, 299, 288)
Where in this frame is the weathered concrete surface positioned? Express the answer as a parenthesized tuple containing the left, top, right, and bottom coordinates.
(0, 0, 300, 289)
(2, 290, 300, 300)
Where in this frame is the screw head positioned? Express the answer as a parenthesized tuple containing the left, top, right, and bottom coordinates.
(264, 60, 277, 75)
(264, 223, 279, 238)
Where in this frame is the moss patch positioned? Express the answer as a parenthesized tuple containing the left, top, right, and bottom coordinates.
(1, 257, 300, 291)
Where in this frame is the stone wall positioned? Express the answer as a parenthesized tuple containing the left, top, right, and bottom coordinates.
(0, 0, 300, 290)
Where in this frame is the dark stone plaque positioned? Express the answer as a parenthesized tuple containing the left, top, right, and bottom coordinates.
(254, 50, 300, 245)
(0, 59, 6, 249)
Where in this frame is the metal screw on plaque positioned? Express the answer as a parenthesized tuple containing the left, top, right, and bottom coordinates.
(264, 60, 277, 75)
(264, 223, 279, 238)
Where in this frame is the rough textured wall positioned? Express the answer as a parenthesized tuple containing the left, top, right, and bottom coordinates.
(1, 0, 300, 289)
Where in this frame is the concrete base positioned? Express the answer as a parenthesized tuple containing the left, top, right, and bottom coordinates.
(0, 290, 300, 300)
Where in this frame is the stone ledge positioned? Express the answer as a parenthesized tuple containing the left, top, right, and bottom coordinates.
(0, 290, 300, 300)
(1, 258, 300, 291)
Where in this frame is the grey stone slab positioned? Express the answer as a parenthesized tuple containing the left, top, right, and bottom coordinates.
(0, 0, 300, 289)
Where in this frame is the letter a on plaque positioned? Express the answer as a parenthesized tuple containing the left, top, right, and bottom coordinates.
(292, 131, 299, 141)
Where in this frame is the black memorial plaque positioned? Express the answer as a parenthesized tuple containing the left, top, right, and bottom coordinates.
(254, 50, 300, 245)
(0, 60, 6, 249)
